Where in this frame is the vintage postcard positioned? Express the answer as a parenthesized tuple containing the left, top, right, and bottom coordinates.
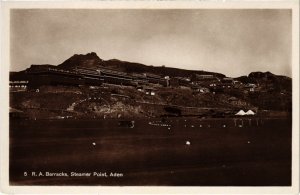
(0, 1, 299, 194)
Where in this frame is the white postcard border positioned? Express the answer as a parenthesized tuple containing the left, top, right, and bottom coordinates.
(1, 1, 299, 194)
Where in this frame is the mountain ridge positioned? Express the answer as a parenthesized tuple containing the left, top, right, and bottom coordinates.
(56, 52, 226, 78)
(12, 52, 291, 83)
(55, 52, 291, 79)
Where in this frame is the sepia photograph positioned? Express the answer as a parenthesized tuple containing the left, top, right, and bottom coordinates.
(1, 1, 299, 194)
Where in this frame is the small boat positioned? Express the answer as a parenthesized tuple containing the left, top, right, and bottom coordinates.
(118, 120, 135, 128)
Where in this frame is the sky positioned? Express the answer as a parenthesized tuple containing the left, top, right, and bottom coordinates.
(10, 9, 292, 77)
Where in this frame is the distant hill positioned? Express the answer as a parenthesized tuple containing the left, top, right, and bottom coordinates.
(235, 71, 292, 92)
(57, 52, 225, 78)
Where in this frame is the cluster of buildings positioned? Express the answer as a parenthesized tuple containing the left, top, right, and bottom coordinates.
(10, 65, 168, 90)
(9, 65, 258, 94)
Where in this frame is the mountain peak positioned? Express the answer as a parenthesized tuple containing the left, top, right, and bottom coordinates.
(58, 52, 103, 69)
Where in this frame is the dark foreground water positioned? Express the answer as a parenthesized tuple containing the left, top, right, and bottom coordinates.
(10, 117, 291, 186)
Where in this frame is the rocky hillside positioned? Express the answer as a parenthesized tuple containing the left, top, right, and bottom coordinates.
(236, 71, 292, 92)
(10, 52, 292, 119)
